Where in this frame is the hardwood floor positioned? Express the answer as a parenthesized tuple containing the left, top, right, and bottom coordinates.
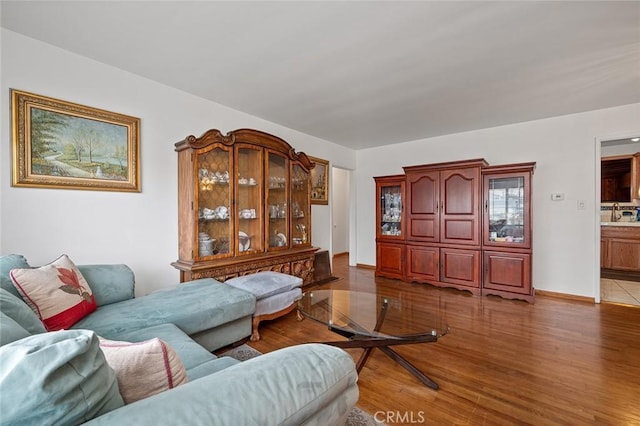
(250, 256, 640, 425)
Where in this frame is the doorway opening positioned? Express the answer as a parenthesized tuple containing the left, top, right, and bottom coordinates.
(331, 166, 352, 265)
(599, 135, 640, 306)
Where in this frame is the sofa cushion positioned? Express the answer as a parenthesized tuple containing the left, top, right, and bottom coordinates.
(185, 356, 240, 381)
(99, 337, 188, 404)
(81, 343, 358, 426)
(73, 278, 255, 338)
(78, 264, 135, 306)
(10, 255, 97, 331)
(107, 323, 216, 372)
(0, 312, 31, 345)
(0, 254, 30, 299)
(0, 329, 124, 424)
(225, 271, 303, 300)
(0, 288, 46, 335)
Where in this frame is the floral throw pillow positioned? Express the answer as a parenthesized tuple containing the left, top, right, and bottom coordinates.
(10, 255, 97, 331)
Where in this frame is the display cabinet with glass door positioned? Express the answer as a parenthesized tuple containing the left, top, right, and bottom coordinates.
(195, 145, 232, 258)
(267, 151, 289, 250)
(482, 162, 535, 302)
(235, 144, 263, 256)
(172, 129, 317, 284)
(291, 163, 311, 247)
(374, 175, 405, 279)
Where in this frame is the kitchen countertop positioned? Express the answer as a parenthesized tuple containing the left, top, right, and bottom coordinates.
(601, 222, 640, 227)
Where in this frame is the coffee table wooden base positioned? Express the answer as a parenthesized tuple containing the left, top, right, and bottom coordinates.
(319, 330, 440, 390)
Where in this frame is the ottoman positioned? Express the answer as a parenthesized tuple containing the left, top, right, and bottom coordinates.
(224, 271, 303, 341)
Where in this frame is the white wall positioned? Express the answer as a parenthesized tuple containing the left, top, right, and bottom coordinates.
(0, 29, 356, 295)
(601, 140, 640, 157)
(4, 29, 639, 299)
(355, 103, 640, 298)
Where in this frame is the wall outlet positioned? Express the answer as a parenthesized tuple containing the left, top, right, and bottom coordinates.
(577, 200, 585, 210)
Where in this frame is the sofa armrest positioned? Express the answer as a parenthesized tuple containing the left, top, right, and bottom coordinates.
(77, 265, 135, 307)
(84, 344, 359, 426)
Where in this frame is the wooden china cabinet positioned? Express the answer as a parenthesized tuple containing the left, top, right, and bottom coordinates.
(374, 175, 405, 280)
(481, 163, 535, 303)
(171, 129, 318, 284)
(374, 159, 536, 303)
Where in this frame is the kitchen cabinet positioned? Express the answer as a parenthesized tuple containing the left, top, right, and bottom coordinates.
(601, 153, 640, 202)
(601, 226, 640, 271)
(172, 128, 317, 284)
(482, 163, 535, 302)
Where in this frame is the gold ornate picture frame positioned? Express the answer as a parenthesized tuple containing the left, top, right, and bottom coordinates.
(309, 156, 329, 205)
(11, 89, 141, 192)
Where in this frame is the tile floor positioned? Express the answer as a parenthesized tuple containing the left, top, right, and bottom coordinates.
(601, 278, 640, 306)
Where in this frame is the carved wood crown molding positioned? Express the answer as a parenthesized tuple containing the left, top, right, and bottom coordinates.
(174, 128, 315, 171)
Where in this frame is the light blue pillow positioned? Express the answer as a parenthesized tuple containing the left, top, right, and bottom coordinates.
(0, 254, 30, 298)
(78, 264, 135, 306)
(0, 329, 125, 424)
(0, 288, 45, 335)
(225, 271, 303, 300)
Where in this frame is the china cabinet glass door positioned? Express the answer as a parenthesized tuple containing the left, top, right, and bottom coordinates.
(267, 152, 289, 250)
(378, 182, 404, 238)
(485, 173, 529, 247)
(291, 163, 310, 246)
(236, 145, 263, 255)
(197, 146, 232, 258)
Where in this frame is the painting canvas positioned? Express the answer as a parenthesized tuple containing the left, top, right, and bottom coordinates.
(11, 89, 140, 192)
(309, 156, 329, 205)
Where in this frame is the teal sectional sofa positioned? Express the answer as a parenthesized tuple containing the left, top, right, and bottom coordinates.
(0, 254, 359, 425)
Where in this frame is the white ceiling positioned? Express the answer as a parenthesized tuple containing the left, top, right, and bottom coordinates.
(2, 1, 639, 150)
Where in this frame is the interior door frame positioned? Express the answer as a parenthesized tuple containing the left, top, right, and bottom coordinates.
(594, 130, 640, 303)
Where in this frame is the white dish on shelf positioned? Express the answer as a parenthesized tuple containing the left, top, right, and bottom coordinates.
(239, 231, 251, 251)
(276, 232, 287, 247)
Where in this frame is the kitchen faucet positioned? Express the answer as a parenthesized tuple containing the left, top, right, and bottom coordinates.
(611, 203, 620, 222)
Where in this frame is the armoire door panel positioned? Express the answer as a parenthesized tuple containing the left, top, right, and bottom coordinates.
(407, 245, 439, 281)
(407, 170, 440, 242)
(409, 174, 438, 215)
(443, 173, 475, 215)
(442, 219, 474, 242)
(410, 219, 437, 239)
(483, 251, 531, 294)
(440, 168, 481, 245)
(441, 248, 480, 287)
(376, 243, 405, 279)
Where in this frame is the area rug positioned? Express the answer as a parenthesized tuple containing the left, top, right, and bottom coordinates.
(221, 344, 381, 426)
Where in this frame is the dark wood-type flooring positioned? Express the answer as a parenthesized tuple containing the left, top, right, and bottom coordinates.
(250, 255, 640, 425)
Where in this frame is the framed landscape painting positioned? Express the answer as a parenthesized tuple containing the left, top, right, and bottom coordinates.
(11, 89, 141, 192)
(309, 156, 329, 205)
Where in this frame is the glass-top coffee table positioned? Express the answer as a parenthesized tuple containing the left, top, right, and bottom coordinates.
(298, 289, 449, 390)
